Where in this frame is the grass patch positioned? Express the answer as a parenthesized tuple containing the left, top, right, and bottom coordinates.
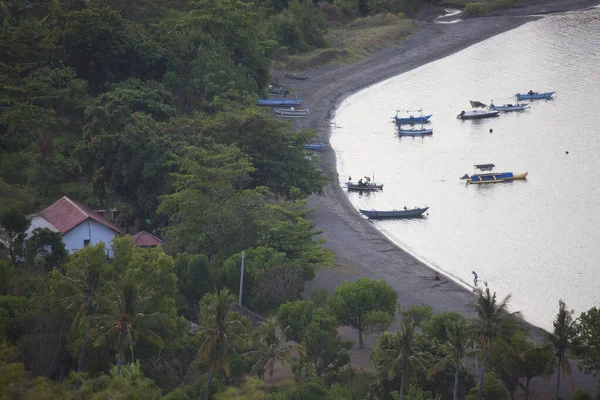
(463, 0, 522, 17)
(273, 14, 417, 71)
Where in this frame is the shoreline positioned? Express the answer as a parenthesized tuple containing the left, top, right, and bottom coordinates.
(276, 2, 598, 395)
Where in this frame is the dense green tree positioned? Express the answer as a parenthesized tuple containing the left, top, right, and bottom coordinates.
(578, 306, 600, 376)
(196, 288, 249, 400)
(298, 308, 353, 377)
(175, 253, 214, 318)
(465, 372, 508, 400)
(422, 311, 466, 343)
(515, 344, 555, 400)
(25, 228, 68, 272)
(330, 278, 397, 348)
(547, 299, 585, 400)
(158, 144, 263, 256)
(270, 0, 327, 54)
(487, 330, 553, 400)
(470, 286, 520, 400)
(277, 299, 318, 342)
(0, 203, 30, 264)
(401, 304, 433, 328)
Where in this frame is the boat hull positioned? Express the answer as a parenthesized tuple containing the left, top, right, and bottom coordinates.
(398, 129, 433, 136)
(467, 172, 528, 184)
(515, 92, 555, 100)
(457, 110, 500, 119)
(359, 207, 429, 219)
(490, 104, 530, 112)
(305, 144, 326, 150)
(346, 184, 383, 191)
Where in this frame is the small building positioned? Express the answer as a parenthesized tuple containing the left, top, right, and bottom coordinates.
(27, 196, 122, 257)
(132, 230, 164, 248)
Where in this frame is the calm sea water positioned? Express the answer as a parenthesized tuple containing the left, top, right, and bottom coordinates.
(331, 8, 600, 331)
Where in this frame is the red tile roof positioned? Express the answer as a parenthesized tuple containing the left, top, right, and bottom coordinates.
(132, 230, 164, 247)
(39, 196, 122, 235)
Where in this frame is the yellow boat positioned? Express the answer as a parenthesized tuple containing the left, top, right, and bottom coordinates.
(460, 164, 528, 185)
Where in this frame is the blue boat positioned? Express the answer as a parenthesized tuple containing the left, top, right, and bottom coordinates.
(460, 164, 528, 184)
(305, 142, 326, 151)
(257, 99, 303, 107)
(515, 91, 555, 100)
(394, 110, 432, 124)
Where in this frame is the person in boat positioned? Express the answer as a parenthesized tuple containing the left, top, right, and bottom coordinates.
(358, 178, 364, 186)
(404, 206, 407, 210)
(434, 272, 440, 281)
(528, 90, 534, 95)
(472, 271, 478, 285)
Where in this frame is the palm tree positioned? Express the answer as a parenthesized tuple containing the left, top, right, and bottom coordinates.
(94, 281, 165, 375)
(63, 271, 104, 390)
(197, 288, 248, 400)
(470, 285, 520, 400)
(546, 299, 584, 400)
(428, 320, 473, 400)
(245, 318, 305, 382)
(371, 321, 425, 400)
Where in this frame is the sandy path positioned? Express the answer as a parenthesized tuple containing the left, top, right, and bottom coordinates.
(274, 2, 598, 396)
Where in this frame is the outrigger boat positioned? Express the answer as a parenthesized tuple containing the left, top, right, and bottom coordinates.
(460, 164, 528, 184)
(393, 109, 432, 125)
(359, 206, 429, 219)
(515, 91, 555, 100)
(398, 125, 433, 136)
(345, 175, 383, 191)
(489, 101, 530, 112)
(274, 104, 309, 118)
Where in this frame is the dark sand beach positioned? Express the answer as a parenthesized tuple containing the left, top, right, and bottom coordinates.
(275, 1, 599, 396)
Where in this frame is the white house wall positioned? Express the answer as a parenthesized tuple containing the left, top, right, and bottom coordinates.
(62, 219, 117, 257)
(26, 215, 59, 237)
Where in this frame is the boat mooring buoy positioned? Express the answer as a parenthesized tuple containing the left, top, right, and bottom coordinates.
(489, 128, 493, 133)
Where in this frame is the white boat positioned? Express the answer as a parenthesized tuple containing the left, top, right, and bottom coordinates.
(489, 102, 530, 112)
(274, 104, 309, 118)
(457, 109, 499, 120)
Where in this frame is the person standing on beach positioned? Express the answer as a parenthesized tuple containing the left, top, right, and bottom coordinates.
(472, 271, 478, 285)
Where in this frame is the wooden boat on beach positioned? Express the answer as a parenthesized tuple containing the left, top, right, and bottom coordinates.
(359, 206, 429, 219)
(274, 105, 310, 118)
(515, 91, 555, 100)
(258, 98, 303, 107)
(460, 164, 528, 184)
(305, 141, 326, 151)
(284, 72, 309, 80)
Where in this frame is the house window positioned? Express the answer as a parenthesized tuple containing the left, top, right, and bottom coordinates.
(84, 239, 90, 246)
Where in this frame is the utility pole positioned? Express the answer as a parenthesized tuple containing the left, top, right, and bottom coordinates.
(238, 250, 245, 305)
